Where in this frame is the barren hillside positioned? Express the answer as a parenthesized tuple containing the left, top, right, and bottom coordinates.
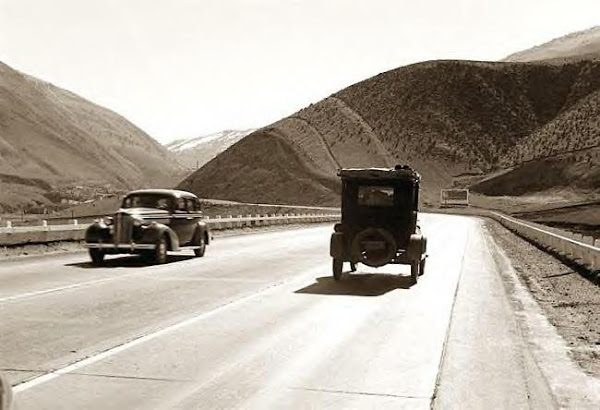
(180, 59, 600, 206)
(0, 62, 182, 211)
(505, 26, 600, 62)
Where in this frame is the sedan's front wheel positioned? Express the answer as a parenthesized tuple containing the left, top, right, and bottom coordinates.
(194, 234, 206, 257)
(154, 236, 168, 264)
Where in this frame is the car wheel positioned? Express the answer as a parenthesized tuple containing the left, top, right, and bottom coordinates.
(411, 262, 419, 284)
(419, 257, 426, 276)
(89, 249, 105, 265)
(333, 258, 343, 281)
(194, 234, 206, 257)
(154, 236, 168, 264)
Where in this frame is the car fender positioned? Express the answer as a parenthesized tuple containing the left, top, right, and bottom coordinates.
(330, 232, 345, 258)
(141, 223, 180, 251)
(406, 234, 426, 262)
(85, 221, 110, 242)
(193, 221, 211, 245)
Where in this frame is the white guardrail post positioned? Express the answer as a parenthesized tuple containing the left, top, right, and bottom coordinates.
(491, 212, 600, 272)
(0, 210, 341, 247)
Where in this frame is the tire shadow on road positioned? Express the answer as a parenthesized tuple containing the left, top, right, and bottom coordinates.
(65, 254, 196, 269)
(295, 273, 414, 297)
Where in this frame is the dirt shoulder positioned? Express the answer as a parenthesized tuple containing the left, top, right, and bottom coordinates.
(486, 219, 600, 377)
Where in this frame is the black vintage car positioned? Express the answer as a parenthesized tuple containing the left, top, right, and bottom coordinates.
(84, 189, 210, 265)
(329, 165, 427, 283)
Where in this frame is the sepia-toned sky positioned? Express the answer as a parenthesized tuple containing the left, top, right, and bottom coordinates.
(0, 0, 598, 143)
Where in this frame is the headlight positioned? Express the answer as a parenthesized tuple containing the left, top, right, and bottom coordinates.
(95, 217, 113, 226)
(132, 218, 143, 228)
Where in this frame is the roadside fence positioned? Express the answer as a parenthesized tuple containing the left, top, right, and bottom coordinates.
(490, 212, 600, 272)
(0, 213, 340, 246)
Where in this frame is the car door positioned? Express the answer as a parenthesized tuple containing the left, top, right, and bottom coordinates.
(171, 197, 196, 245)
(186, 198, 202, 239)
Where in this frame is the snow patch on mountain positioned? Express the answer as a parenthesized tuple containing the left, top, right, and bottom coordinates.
(166, 129, 256, 169)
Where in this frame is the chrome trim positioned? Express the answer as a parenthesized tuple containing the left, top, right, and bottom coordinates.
(84, 243, 156, 250)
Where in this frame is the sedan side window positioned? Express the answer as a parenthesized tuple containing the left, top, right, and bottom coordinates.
(175, 198, 187, 212)
(156, 198, 169, 210)
(185, 198, 195, 212)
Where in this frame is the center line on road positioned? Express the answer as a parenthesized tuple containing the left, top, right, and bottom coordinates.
(12, 264, 327, 394)
(0, 277, 118, 303)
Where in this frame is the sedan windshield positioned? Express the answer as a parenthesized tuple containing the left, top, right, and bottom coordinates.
(122, 194, 171, 210)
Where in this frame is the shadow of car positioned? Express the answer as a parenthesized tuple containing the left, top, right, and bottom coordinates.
(295, 273, 414, 297)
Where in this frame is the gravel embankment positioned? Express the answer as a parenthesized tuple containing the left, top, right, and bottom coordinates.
(487, 219, 600, 377)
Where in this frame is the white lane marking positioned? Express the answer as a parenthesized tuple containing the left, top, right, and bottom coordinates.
(0, 225, 333, 303)
(13, 264, 326, 394)
(0, 277, 117, 303)
(0, 271, 271, 304)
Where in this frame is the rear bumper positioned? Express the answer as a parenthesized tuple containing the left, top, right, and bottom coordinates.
(84, 243, 156, 251)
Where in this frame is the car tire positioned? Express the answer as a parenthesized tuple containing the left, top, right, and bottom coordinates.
(194, 234, 206, 257)
(89, 249, 105, 265)
(411, 262, 419, 284)
(419, 257, 426, 276)
(333, 258, 343, 281)
(154, 236, 168, 264)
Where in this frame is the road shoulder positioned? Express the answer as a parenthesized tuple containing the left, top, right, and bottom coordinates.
(433, 219, 555, 409)
(485, 220, 600, 408)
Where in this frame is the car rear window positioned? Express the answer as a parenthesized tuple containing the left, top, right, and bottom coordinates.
(357, 186, 394, 207)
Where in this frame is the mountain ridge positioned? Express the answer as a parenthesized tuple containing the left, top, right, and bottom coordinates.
(504, 26, 600, 62)
(166, 129, 255, 169)
(180, 58, 600, 205)
(0, 61, 182, 211)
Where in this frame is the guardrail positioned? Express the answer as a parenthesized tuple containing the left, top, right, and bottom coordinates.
(0, 213, 340, 246)
(490, 212, 600, 272)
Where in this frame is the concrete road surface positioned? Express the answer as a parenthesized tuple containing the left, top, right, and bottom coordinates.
(0, 214, 550, 409)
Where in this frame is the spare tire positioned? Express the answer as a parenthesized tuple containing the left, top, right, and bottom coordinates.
(350, 228, 396, 267)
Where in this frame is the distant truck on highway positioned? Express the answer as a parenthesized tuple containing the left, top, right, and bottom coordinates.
(84, 189, 210, 265)
(329, 165, 427, 284)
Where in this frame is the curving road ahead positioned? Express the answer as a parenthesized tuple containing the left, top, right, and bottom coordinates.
(0, 214, 547, 409)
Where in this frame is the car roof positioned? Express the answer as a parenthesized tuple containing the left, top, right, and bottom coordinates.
(339, 166, 421, 182)
(125, 189, 198, 199)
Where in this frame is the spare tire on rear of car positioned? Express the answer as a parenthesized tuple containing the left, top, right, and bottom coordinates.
(350, 228, 396, 267)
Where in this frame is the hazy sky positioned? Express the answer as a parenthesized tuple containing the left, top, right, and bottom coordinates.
(1, 1, 598, 144)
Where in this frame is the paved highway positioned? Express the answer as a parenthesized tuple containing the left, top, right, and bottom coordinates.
(0, 214, 548, 409)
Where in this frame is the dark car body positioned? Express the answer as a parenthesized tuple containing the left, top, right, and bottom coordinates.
(84, 189, 210, 264)
(329, 165, 427, 283)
